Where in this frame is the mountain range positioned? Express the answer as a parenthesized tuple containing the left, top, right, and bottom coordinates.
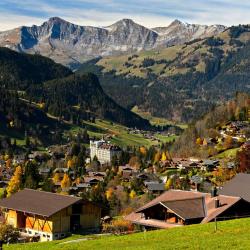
(0, 17, 226, 69)
(1, 17, 250, 124)
(79, 24, 250, 122)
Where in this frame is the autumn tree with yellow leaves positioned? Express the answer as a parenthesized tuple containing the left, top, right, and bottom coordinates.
(105, 187, 114, 200)
(196, 137, 203, 146)
(165, 178, 173, 190)
(161, 152, 167, 161)
(52, 173, 61, 184)
(129, 190, 136, 199)
(139, 146, 147, 155)
(61, 174, 71, 190)
(6, 166, 23, 197)
(154, 151, 161, 163)
(67, 159, 73, 168)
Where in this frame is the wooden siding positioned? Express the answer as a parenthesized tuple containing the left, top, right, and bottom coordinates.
(3, 201, 101, 233)
(81, 202, 101, 229)
(51, 208, 71, 233)
(4, 210, 17, 227)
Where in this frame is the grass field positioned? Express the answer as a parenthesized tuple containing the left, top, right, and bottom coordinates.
(96, 42, 209, 78)
(213, 147, 240, 159)
(64, 119, 167, 147)
(0, 114, 171, 150)
(155, 134, 177, 143)
(5, 218, 250, 250)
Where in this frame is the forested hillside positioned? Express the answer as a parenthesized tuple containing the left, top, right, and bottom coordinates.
(26, 73, 149, 128)
(0, 47, 150, 150)
(172, 92, 250, 157)
(0, 47, 72, 89)
(0, 89, 66, 148)
(79, 25, 250, 122)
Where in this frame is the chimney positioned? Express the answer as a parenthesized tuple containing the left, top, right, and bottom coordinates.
(215, 197, 220, 208)
(211, 187, 217, 197)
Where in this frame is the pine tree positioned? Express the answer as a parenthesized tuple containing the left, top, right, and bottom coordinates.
(23, 161, 40, 189)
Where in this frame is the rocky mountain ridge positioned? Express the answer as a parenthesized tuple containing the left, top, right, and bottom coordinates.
(0, 17, 226, 69)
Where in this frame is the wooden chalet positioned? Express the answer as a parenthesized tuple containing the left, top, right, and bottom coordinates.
(125, 190, 250, 230)
(0, 189, 101, 241)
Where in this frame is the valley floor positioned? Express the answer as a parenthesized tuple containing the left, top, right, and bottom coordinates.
(6, 218, 250, 250)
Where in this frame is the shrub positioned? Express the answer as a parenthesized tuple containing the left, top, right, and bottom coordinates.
(0, 224, 19, 243)
(205, 37, 224, 47)
(102, 218, 134, 234)
(141, 58, 155, 68)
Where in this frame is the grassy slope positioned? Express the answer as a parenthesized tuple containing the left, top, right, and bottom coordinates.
(6, 98, 166, 148)
(0, 115, 160, 149)
(212, 147, 240, 159)
(6, 218, 250, 250)
(95, 28, 250, 80)
(65, 119, 164, 147)
(15, 98, 165, 148)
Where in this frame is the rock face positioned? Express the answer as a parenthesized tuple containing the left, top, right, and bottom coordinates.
(153, 19, 226, 47)
(0, 17, 226, 69)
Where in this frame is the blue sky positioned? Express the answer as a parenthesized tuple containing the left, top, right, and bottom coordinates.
(0, 0, 250, 31)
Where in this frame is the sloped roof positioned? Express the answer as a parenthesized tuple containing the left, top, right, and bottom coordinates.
(146, 183, 165, 191)
(161, 197, 205, 220)
(0, 189, 81, 217)
(129, 190, 242, 226)
(136, 190, 204, 212)
(219, 173, 250, 202)
(202, 194, 241, 223)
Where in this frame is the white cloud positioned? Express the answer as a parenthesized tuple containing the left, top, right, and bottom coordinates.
(0, 0, 250, 31)
(0, 14, 45, 31)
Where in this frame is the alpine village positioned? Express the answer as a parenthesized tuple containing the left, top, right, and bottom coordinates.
(0, 5, 249, 250)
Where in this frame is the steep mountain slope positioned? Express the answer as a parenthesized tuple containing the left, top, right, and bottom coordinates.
(27, 73, 150, 128)
(0, 88, 66, 147)
(79, 25, 250, 122)
(0, 17, 225, 69)
(0, 47, 72, 89)
(0, 47, 149, 129)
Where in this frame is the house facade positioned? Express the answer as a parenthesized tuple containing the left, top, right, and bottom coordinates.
(0, 189, 101, 241)
(90, 140, 121, 164)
